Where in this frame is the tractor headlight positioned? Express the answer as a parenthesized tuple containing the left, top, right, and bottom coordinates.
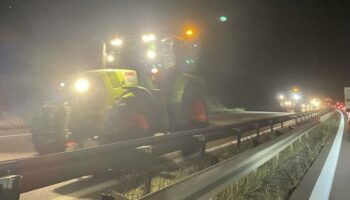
(75, 79, 89, 92)
(147, 50, 156, 59)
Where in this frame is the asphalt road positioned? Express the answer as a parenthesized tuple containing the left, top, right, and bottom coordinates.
(0, 111, 292, 200)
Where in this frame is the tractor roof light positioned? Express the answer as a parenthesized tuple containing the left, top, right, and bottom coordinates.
(142, 34, 156, 42)
(111, 38, 123, 46)
(106, 54, 114, 62)
(75, 79, 89, 92)
(147, 50, 156, 59)
(151, 68, 159, 74)
(185, 29, 193, 36)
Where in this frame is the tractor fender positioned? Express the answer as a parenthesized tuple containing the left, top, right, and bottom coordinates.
(120, 86, 155, 106)
(167, 73, 207, 106)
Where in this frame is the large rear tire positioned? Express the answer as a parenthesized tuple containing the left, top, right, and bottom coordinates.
(169, 84, 208, 130)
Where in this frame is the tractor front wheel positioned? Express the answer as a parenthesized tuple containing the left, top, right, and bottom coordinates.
(99, 97, 154, 144)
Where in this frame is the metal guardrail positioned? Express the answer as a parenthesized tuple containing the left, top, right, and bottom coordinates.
(0, 109, 330, 199)
(140, 111, 336, 200)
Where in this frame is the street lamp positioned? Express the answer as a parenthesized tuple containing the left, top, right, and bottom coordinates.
(278, 94, 284, 100)
(111, 38, 123, 46)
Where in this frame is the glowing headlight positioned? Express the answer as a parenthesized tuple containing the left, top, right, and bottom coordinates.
(292, 94, 301, 101)
(310, 99, 321, 107)
(75, 79, 89, 92)
(106, 55, 114, 62)
(277, 94, 284, 100)
(142, 34, 156, 42)
(111, 38, 123, 46)
(147, 50, 156, 59)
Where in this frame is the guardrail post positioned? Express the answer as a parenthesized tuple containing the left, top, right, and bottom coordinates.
(193, 135, 206, 155)
(295, 117, 298, 125)
(253, 123, 262, 146)
(0, 175, 22, 200)
(269, 120, 274, 132)
(233, 128, 241, 147)
(136, 146, 155, 195)
(254, 123, 260, 140)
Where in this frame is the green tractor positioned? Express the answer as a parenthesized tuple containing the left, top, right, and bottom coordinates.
(31, 33, 208, 154)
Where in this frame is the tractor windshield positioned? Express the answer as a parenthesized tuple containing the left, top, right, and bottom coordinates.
(105, 35, 176, 73)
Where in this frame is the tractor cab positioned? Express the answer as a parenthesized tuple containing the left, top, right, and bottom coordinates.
(102, 33, 200, 90)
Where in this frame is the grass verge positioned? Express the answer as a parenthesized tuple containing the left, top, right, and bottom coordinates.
(214, 112, 340, 200)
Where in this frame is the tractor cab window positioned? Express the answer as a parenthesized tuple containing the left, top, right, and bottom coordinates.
(105, 35, 182, 74)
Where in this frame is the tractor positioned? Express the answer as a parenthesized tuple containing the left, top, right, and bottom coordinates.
(31, 32, 208, 154)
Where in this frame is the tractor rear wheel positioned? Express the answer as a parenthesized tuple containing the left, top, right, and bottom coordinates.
(180, 84, 209, 129)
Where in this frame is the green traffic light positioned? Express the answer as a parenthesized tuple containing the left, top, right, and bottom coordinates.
(219, 16, 228, 22)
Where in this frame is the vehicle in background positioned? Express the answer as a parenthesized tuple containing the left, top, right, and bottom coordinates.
(344, 87, 350, 112)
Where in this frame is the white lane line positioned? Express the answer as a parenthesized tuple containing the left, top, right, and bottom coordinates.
(309, 110, 344, 200)
(241, 117, 254, 121)
(0, 133, 31, 138)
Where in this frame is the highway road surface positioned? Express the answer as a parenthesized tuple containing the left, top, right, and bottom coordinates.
(0, 111, 292, 200)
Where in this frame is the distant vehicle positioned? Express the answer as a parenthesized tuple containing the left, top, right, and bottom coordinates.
(31, 33, 208, 154)
(344, 87, 350, 112)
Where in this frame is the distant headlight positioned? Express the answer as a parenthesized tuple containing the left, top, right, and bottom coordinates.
(75, 79, 89, 92)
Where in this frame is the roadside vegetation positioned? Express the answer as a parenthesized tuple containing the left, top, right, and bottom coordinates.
(214, 113, 339, 200)
(0, 112, 28, 130)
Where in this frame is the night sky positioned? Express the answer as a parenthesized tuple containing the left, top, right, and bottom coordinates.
(1, 0, 350, 113)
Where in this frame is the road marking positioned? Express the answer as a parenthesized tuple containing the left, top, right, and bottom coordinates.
(309, 110, 344, 200)
(0, 133, 31, 138)
(241, 117, 253, 121)
(52, 178, 121, 200)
